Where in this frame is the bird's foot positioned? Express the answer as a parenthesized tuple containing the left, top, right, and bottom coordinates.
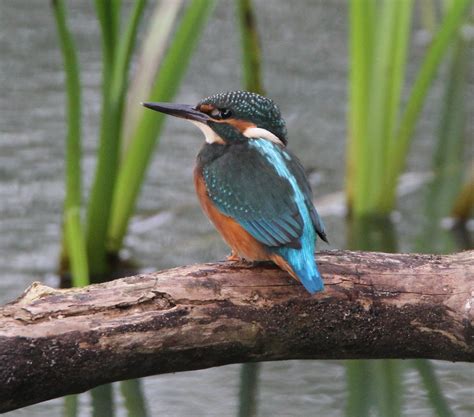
(226, 254, 274, 269)
(226, 253, 256, 267)
(226, 251, 240, 262)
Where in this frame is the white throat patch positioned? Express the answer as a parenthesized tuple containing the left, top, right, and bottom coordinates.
(243, 127, 284, 146)
(190, 121, 225, 144)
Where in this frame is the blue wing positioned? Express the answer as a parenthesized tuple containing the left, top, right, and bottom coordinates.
(284, 149, 328, 243)
(202, 142, 304, 248)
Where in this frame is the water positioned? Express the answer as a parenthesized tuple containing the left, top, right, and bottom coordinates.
(1, 0, 473, 416)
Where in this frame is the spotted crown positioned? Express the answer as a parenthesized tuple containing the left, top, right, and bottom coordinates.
(199, 91, 288, 145)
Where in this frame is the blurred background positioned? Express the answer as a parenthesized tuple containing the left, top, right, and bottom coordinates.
(0, 0, 473, 416)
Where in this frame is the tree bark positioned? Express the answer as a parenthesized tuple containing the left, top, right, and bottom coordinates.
(0, 250, 473, 412)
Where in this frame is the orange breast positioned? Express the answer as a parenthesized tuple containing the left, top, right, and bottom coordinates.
(194, 167, 270, 261)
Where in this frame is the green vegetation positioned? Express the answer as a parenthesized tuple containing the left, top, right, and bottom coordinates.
(52, 0, 215, 282)
(418, 30, 470, 251)
(345, 360, 455, 417)
(108, 0, 216, 255)
(344, 1, 471, 416)
(52, 0, 89, 287)
(85, 0, 147, 277)
(347, 0, 471, 217)
(237, 0, 264, 94)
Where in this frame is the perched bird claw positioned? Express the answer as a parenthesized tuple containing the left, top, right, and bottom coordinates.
(226, 251, 240, 261)
(226, 256, 254, 268)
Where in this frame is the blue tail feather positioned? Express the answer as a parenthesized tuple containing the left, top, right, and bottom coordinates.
(275, 246, 324, 294)
(291, 260, 324, 294)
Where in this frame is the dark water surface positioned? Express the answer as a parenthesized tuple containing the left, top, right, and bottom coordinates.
(1, 1, 473, 416)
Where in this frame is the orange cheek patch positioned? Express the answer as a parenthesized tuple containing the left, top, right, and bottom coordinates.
(226, 119, 256, 133)
(211, 118, 256, 134)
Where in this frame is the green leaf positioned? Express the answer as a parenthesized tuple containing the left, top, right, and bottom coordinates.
(91, 384, 115, 417)
(63, 395, 78, 417)
(110, 0, 148, 129)
(347, 0, 375, 214)
(345, 360, 372, 417)
(419, 34, 468, 250)
(411, 360, 454, 417)
(374, 360, 403, 417)
(108, 0, 216, 252)
(121, 1, 183, 149)
(52, 0, 88, 287)
(86, 1, 147, 277)
(367, 0, 411, 211)
(236, 0, 264, 94)
(347, 0, 470, 217)
(120, 379, 149, 417)
(384, 0, 472, 212)
(52, 0, 82, 212)
(65, 208, 89, 288)
(86, 0, 124, 276)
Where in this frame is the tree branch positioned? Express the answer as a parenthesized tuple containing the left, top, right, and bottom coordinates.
(0, 250, 473, 412)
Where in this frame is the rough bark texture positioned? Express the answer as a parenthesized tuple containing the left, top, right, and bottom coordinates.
(0, 250, 473, 412)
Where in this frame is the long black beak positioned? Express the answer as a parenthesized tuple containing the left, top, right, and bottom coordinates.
(142, 102, 210, 124)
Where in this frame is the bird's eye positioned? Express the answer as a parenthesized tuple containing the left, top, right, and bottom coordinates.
(220, 108, 232, 119)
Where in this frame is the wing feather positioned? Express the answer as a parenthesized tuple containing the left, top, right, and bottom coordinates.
(202, 143, 303, 248)
(284, 149, 329, 243)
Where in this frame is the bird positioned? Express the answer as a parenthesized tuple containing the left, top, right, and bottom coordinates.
(143, 91, 328, 294)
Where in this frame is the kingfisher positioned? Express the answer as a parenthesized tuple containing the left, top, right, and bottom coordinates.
(143, 91, 328, 293)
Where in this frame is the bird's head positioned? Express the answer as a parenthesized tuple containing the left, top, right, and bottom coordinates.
(143, 91, 288, 146)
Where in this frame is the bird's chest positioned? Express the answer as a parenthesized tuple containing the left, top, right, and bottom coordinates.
(193, 143, 270, 260)
(193, 166, 268, 260)
(193, 143, 246, 220)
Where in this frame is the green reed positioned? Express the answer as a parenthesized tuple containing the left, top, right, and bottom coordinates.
(85, 0, 147, 277)
(52, 0, 215, 281)
(345, 3, 471, 416)
(237, 0, 264, 94)
(409, 26, 470, 417)
(52, 0, 89, 287)
(347, 0, 471, 217)
(108, 0, 216, 254)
